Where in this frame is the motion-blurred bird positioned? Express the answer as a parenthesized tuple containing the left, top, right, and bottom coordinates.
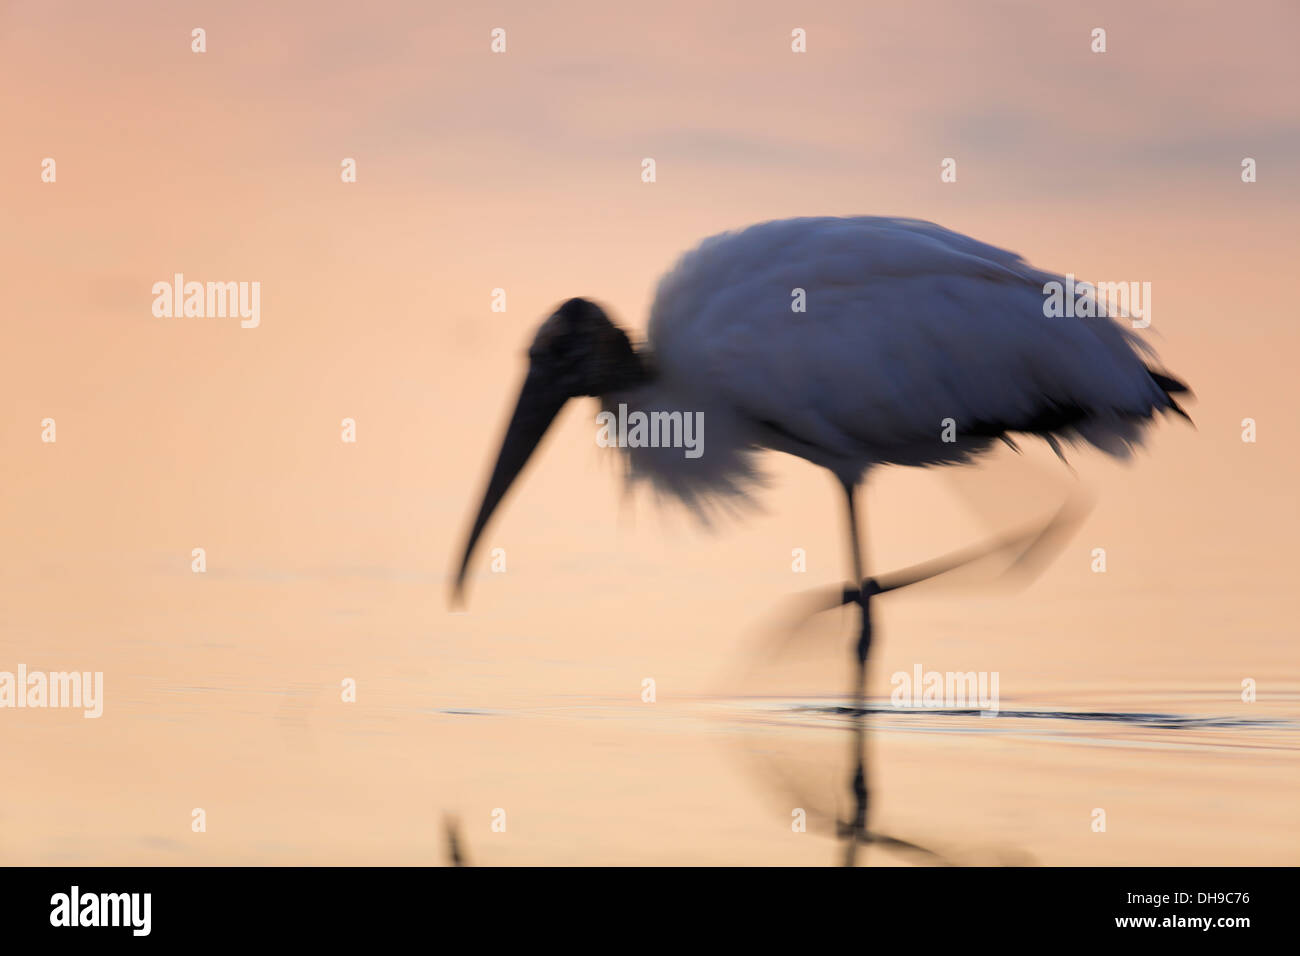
(453, 216, 1190, 678)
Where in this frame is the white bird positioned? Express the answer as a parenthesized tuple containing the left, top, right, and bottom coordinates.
(453, 216, 1190, 683)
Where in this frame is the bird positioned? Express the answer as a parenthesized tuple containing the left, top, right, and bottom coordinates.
(452, 216, 1191, 693)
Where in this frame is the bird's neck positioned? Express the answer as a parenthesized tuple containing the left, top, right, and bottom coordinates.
(622, 346, 655, 390)
(592, 339, 654, 399)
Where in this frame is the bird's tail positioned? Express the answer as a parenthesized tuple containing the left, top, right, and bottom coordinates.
(1147, 367, 1193, 423)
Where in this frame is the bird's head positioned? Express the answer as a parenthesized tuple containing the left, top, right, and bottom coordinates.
(452, 298, 641, 604)
(524, 297, 641, 397)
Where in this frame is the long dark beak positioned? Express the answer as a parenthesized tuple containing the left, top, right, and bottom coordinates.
(452, 365, 568, 605)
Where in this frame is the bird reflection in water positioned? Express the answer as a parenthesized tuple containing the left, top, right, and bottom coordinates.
(450, 217, 1188, 865)
(749, 488, 1089, 866)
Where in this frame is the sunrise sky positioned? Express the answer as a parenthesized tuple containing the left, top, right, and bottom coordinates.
(1, 0, 1297, 864)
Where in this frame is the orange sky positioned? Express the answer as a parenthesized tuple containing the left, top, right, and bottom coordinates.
(1, 0, 1297, 864)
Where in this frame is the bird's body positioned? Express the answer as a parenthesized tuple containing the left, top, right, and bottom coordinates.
(454, 214, 1189, 613)
(611, 217, 1183, 508)
(452, 215, 1191, 863)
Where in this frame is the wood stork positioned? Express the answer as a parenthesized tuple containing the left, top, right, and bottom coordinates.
(453, 216, 1190, 691)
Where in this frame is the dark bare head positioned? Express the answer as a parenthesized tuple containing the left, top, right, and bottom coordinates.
(526, 297, 641, 397)
(452, 298, 643, 603)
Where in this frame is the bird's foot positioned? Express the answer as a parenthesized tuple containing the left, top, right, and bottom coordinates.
(842, 579, 878, 675)
(840, 576, 883, 609)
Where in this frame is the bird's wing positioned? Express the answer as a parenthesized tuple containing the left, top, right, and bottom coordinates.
(648, 216, 1174, 474)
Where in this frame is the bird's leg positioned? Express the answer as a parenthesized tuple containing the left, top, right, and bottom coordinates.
(840, 479, 873, 866)
(840, 710, 869, 867)
(788, 480, 1086, 867)
(841, 480, 873, 702)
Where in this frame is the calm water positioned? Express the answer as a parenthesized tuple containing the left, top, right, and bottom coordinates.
(5, 568, 1296, 866)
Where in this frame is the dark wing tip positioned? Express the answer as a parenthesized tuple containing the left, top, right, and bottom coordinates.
(1166, 396, 1194, 425)
(1148, 368, 1191, 395)
(1147, 367, 1195, 425)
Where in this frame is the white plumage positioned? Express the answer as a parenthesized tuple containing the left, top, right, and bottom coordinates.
(455, 215, 1189, 600)
(447, 214, 1194, 869)
(613, 216, 1183, 508)
(452, 212, 1193, 840)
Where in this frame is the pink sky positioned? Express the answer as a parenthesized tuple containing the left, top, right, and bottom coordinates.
(1, 0, 1297, 864)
